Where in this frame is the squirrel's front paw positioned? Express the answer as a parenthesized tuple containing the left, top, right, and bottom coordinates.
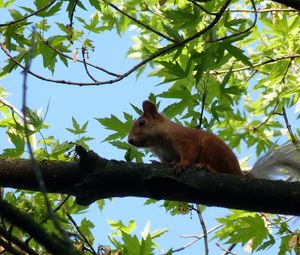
(173, 162, 191, 174)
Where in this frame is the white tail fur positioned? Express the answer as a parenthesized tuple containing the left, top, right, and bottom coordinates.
(250, 143, 300, 181)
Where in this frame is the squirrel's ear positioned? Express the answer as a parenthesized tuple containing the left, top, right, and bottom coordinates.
(142, 100, 159, 118)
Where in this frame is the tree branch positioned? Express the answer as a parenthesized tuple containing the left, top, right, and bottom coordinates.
(0, 199, 81, 255)
(102, 0, 176, 42)
(211, 54, 300, 75)
(1, 146, 300, 216)
(0, 227, 39, 255)
(271, 0, 300, 11)
(0, 0, 57, 28)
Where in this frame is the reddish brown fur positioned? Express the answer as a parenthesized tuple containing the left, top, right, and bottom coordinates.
(128, 100, 243, 175)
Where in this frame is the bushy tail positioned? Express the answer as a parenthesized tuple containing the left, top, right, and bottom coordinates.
(249, 143, 300, 181)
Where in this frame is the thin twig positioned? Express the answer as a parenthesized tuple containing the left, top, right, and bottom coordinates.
(102, 0, 176, 42)
(169, 236, 200, 254)
(21, 27, 67, 240)
(281, 57, 294, 83)
(250, 56, 294, 131)
(188, 0, 218, 15)
(282, 106, 298, 145)
(0, 98, 25, 130)
(3, 49, 297, 87)
(0, 227, 39, 255)
(43, 40, 122, 77)
(265, 215, 295, 233)
(167, 224, 223, 254)
(251, 100, 279, 131)
(278, 57, 298, 145)
(0, 0, 57, 28)
(194, 205, 209, 255)
(82, 47, 98, 82)
(0, 98, 23, 119)
(0, 237, 26, 255)
(188, 1, 298, 15)
(197, 76, 209, 129)
(211, 54, 300, 75)
(25, 195, 71, 244)
(63, 208, 97, 255)
(217, 243, 237, 255)
(210, 0, 257, 43)
(228, 8, 299, 13)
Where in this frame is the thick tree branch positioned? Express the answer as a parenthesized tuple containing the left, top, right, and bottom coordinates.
(1, 146, 300, 216)
(272, 0, 300, 11)
(0, 157, 80, 193)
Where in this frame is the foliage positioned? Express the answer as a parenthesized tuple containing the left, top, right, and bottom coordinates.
(0, 0, 300, 254)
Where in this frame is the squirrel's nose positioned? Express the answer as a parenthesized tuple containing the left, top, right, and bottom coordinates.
(128, 137, 133, 144)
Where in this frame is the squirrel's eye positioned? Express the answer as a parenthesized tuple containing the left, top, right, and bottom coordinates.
(139, 119, 146, 127)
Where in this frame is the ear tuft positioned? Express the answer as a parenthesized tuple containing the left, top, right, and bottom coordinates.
(142, 100, 158, 118)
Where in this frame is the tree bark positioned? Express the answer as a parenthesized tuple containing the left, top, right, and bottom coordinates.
(272, 0, 300, 11)
(0, 146, 300, 216)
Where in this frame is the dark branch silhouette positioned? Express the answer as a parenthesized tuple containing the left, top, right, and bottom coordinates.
(1, 146, 300, 216)
(0, 199, 81, 255)
(0, 0, 57, 28)
(272, 0, 300, 10)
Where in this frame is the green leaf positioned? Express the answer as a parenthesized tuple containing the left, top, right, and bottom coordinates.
(2, 132, 25, 157)
(88, 0, 101, 10)
(159, 86, 191, 100)
(108, 219, 136, 235)
(144, 199, 157, 205)
(222, 43, 253, 67)
(162, 99, 189, 118)
(66, 117, 88, 135)
(279, 235, 292, 255)
(150, 228, 169, 239)
(97, 199, 105, 211)
(95, 114, 133, 142)
(140, 234, 154, 255)
(42, 1, 63, 17)
(122, 232, 141, 255)
(214, 211, 270, 251)
(220, 67, 232, 88)
(82, 14, 102, 33)
(161, 23, 183, 41)
(51, 141, 73, 158)
(158, 61, 187, 80)
(221, 31, 252, 44)
(130, 103, 143, 115)
(161, 201, 190, 216)
(66, 0, 86, 21)
(26, 107, 46, 133)
(0, 0, 15, 8)
(79, 218, 95, 243)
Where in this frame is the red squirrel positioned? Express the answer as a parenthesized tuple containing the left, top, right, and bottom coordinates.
(128, 100, 300, 179)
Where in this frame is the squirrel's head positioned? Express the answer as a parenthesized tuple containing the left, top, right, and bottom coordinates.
(128, 100, 165, 148)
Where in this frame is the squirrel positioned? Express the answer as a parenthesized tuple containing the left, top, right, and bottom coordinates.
(128, 100, 300, 180)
